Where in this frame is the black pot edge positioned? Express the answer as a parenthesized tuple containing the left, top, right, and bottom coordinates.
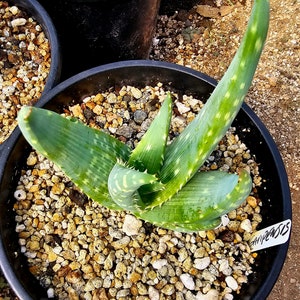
(240, 103, 292, 300)
(0, 60, 292, 300)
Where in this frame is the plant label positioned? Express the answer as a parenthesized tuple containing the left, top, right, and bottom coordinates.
(249, 219, 291, 252)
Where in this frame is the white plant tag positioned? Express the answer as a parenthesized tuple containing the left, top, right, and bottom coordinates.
(249, 219, 291, 252)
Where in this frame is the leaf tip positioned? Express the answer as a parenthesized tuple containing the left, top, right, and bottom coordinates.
(17, 105, 33, 122)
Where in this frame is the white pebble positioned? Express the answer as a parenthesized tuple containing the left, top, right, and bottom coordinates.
(11, 18, 27, 27)
(176, 102, 190, 114)
(225, 276, 239, 291)
(148, 286, 159, 300)
(75, 207, 85, 217)
(219, 259, 232, 276)
(14, 190, 26, 200)
(3, 85, 15, 96)
(122, 214, 142, 236)
(194, 257, 211, 270)
(53, 246, 62, 255)
(131, 87, 142, 99)
(25, 251, 36, 258)
(152, 259, 168, 269)
(180, 273, 195, 290)
(9, 6, 19, 15)
(240, 219, 252, 232)
(15, 224, 26, 232)
(223, 294, 234, 300)
(47, 288, 55, 298)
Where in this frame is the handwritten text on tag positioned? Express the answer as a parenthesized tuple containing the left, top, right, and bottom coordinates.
(249, 219, 291, 252)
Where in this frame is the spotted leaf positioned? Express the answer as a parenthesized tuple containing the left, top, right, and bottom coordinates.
(128, 92, 172, 175)
(138, 169, 252, 232)
(143, 0, 269, 209)
(108, 161, 164, 212)
(17, 106, 130, 210)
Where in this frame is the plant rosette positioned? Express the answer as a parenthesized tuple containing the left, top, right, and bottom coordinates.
(0, 0, 61, 145)
(0, 61, 291, 299)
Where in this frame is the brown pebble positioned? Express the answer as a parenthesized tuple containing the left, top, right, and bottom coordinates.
(130, 272, 141, 283)
(218, 230, 235, 242)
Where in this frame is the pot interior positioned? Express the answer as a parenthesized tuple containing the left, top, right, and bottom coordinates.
(0, 61, 291, 299)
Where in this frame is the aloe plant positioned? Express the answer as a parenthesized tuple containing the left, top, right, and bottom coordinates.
(17, 0, 269, 232)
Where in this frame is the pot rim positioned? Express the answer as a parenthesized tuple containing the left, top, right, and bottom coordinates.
(0, 60, 292, 300)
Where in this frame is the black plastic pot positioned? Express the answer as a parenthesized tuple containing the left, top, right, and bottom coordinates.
(0, 0, 61, 151)
(36, 0, 161, 79)
(0, 60, 291, 299)
(159, 0, 202, 15)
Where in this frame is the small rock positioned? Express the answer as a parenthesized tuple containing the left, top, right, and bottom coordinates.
(131, 87, 142, 99)
(220, 5, 234, 17)
(11, 18, 27, 27)
(202, 269, 216, 282)
(51, 182, 65, 195)
(178, 247, 189, 262)
(122, 215, 142, 236)
(225, 276, 239, 291)
(240, 219, 252, 233)
(104, 251, 115, 270)
(27, 153, 38, 166)
(107, 92, 118, 103)
(14, 190, 26, 200)
(130, 272, 141, 283)
(114, 262, 127, 278)
(134, 110, 147, 124)
(9, 6, 19, 15)
(176, 102, 190, 114)
(161, 284, 175, 295)
(247, 196, 258, 208)
(116, 125, 133, 138)
(268, 76, 278, 87)
(152, 259, 168, 269)
(194, 257, 211, 270)
(219, 259, 232, 276)
(111, 236, 130, 250)
(148, 286, 159, 300)
(47, 288, 55, 298)
(223, 294, 234, 300)
(180, 273, 195, 290)
(196, 5, 219, 18)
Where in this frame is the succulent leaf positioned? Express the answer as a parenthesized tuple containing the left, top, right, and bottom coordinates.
(128, 92, 172, 175)
(17, 106, 131, 210)
(17, 0, 270, 232)
(108, 161, 164, 212)
(143, 0, 269, 208)
(137, 169, 252, 232)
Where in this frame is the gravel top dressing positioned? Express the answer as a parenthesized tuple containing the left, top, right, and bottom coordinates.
(14, 85, 262, 299)
(0, 1, 51, 144)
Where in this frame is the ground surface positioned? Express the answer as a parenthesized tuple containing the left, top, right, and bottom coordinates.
(0, 0, 299, 299)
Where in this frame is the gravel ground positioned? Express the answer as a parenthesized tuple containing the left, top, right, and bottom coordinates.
(1, 0, 299, 298)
